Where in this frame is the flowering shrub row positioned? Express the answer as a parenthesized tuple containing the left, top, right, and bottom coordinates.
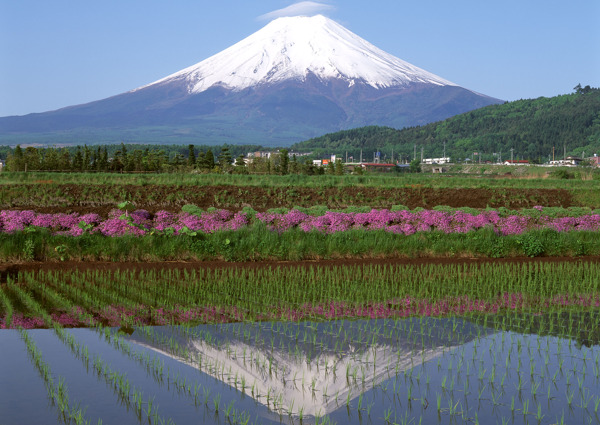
(2, 207, 600, 237)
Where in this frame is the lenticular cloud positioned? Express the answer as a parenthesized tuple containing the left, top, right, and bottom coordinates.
(258, 1, 335, 21)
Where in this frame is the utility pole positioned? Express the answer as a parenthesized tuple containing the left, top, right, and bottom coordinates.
(413, 144, 416, 161)
(421, 146, 424, 163)
(360, 149, 363, 163)
(510, 148, 514, 163)
(564, 144, 566, 161)
(443, 141, 446, 160)
(391, 148, 394, 164)
(552, 146, 555, 162)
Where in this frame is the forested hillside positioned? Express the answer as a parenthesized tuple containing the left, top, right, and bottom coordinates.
(292, 86, 600, 162)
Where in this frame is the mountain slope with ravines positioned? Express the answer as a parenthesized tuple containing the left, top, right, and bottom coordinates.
(0, 15, 500, 146)
(292, 89, 600, 161)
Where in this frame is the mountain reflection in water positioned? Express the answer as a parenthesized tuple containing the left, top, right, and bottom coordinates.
(127, 317, 490, 417)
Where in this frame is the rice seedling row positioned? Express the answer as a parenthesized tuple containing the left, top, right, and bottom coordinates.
(2, 260, 600, 424)
(3, 262, 600, 328)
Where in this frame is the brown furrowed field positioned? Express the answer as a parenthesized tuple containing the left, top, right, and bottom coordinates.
(0, 183, 573, 215)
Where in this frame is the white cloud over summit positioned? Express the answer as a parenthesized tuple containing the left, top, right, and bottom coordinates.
(258, 1, 335, 21)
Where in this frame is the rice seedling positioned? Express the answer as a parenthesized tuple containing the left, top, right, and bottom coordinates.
(2, 252, 600, 425)
(18, 328, 92, 425)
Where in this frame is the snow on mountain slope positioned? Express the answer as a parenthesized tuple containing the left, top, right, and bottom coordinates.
(138, 15, 456, 94)
(0, 14, 502, 145)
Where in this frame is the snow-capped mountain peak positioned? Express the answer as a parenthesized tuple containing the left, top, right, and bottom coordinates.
(0, 14, 501, 145)
(140, 15, 456, 94)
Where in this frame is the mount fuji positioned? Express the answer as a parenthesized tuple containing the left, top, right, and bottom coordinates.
(0, 15, 501, 145)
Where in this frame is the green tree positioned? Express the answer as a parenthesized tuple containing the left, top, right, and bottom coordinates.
(23, 147, 41, 171)
(279, 149, 289, 175)
(234, 154, 248, 174)
(146, 149, 166, 172)
(188, 144, 196, 167)
(203, 150, 215, 170)
(111, 144, 127, 172)
(334, 158, 345, 175)
(124, 151, 136, 171)
(132, 149, 144, 171)
(43, 147, 60, 170)
(300, 158, 316, 175)
(72, 147, 83, 171)
(409, 159, 421, 173)
(218, 147, 232, 170)
(171, 153, 185, 168)
(58, 149, 71, 171)
(326, 161, 335, 175)
(574, 84, 593, 95)
(98, 147, 109, 171)
(290, 154, 299, 174)
(235, 154, 246, 167)
(196, 151, 205, 170)
(83, 145, 92, 171)
(8, 145, 25, 171)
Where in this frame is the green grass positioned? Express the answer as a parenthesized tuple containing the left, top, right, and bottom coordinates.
(2, 170, 600, 190)
(2, 226, 599, 263)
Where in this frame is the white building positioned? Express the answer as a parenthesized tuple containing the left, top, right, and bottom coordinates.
(548, 157, 581, 167)
(422, 157, 451, 165)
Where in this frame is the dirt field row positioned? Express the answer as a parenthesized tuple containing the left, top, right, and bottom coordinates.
(1, 184, 573, 215)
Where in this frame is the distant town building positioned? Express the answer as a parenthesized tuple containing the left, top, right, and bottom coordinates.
(248, 151, 273, 159)
(289, 151, 312, 158)
(504, 160, 530, 165)
(345, 162, 398, 173)
(422, 157, 451, 165)
(548, 157, 581, 167)
(247, 150, 312, 161)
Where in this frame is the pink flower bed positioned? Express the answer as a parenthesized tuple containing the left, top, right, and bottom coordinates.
(1, 207, 600, 237)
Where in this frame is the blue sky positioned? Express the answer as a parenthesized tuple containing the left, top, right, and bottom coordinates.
(1, 0, 599, 117)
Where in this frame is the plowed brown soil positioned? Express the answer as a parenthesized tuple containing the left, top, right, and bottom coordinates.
(1, 184, 573, 215)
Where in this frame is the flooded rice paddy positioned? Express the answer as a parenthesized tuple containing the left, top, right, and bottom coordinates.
(2, 314, 600, 425)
